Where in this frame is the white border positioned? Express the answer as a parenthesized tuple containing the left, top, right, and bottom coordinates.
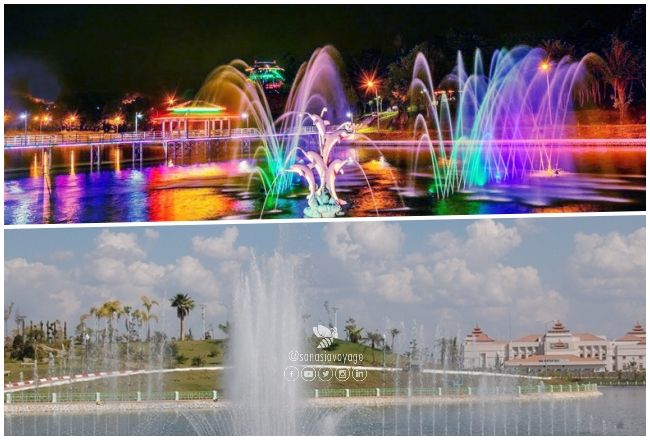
(1, 2, 647, 439)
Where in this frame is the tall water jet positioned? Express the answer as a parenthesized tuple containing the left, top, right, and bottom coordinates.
(409, 45, 601, 196)
(227, 254, 305, 435)
(196, 46, 351, 201)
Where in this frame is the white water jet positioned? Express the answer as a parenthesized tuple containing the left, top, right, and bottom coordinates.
(227, 254, 305, 435)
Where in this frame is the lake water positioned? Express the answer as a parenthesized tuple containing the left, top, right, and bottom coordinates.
(4, 142, 645, 224)
(3, 387, 645, 435)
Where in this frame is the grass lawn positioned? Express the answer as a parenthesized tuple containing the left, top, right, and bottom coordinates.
(11, 338, 611, 396)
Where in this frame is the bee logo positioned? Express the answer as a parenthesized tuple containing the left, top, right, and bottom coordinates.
(313, 324, 338, 349)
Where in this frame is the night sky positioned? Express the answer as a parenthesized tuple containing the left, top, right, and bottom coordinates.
(5, 4, 642, 99)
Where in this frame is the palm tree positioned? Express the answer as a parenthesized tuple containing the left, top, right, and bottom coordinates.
(89, 305, 104, 343)
(170, 293, 195, 341)
(390, 328, 400, 352)
(541, 39, 575, 61)
(131, 309, 144, 340)
(601, 35, 642, 121)
(140, 295, 159, 341)
(123, 305, 133, 333)
(218, 321, 231, 337)
(344, 318, 363, 344)
(364, 331, 384, 364)
(99, 300, 123, 344)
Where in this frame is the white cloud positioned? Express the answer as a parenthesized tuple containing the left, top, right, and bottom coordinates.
(429, 219, 521, 265)
(144, 228, 160, 240)
(571, 227, 645, 298)
(319, 219, 567, 327)
(323, 221, 405, 262)
(167, 256, 220, 299)
(192, 227, 249, 260)
(95, 229, 145, 259)
(49, 250, 75, 261)
(5, 258, 82, 322)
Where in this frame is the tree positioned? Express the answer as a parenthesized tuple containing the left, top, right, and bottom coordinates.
(602, 35, 642, 121)
(89, 305, 103, 343)
(218, 321, 230, 337)
(344, 318, 363, 344)
(364, 331, 384, 364)
(4, 302, 14, 338)
(99, 300, 123, 344)
(170, 293, 195, 341)
(140, 295, 159, 341)
(389, 328, 400, 352)
(384, 42, 448, 128)
(541, 39, 576, 61)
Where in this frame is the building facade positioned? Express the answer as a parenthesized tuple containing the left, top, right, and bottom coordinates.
(463, 321, 645, 373)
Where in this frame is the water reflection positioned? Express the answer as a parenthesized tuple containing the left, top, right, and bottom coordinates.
(3, 142, 645, 224)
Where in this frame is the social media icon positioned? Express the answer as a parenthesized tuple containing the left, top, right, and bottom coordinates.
(284, 366, 299, 382)
(336, 368, 350, 381)
(301, 367, 316, 382)
(352, 368, 367, 382)
(318, 368, 333, 382)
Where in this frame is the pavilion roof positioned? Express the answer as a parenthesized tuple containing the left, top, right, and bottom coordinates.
(466, 324, 495, 342)
(152, 100, 237, 121)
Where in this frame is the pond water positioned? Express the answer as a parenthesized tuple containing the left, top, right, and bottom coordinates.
(3, 387, 645, 436)
(4, 142, 645, 224)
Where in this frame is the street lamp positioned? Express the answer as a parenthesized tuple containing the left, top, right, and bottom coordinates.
(20, 112, 28, 136)
(66, 114, 78, 131)
(42, 115, 51, 133)
(241, 112, 249, 129)
(540, 60, 553, 128)
(135, 112, 143, 134)
(346, 111, 353, 122)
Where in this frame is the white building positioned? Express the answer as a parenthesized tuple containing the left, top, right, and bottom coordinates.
(463, 321, 645, 373)
(462, 325, 507, 369)
(610, 323, 646, 371)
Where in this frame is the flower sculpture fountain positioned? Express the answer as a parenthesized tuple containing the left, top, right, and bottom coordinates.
(289, 109, 355, 218)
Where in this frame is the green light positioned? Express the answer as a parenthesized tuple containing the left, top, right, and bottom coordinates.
(170, 107, 223, 114)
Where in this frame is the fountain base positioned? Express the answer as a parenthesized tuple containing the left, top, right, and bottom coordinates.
(304, 190, 346, 218)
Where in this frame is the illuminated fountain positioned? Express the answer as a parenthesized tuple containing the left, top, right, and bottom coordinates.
(196, 44, 608, 213)
(407, 46, 601, 198)
(3, 45, 643, 224)
(196, 45, 350, 202)
(288, 110, 357, 217)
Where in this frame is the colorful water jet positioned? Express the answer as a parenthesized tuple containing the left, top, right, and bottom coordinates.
(196, 45, 350, 201)
(408, 46, 602, 198)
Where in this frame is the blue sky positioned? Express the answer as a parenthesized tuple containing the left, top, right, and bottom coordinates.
(5, 215, 645, 350)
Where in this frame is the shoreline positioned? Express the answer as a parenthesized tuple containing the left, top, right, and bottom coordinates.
(4, 391, 602, 416)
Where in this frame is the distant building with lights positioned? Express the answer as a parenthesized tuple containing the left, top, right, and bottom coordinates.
(246, 60, 285, 92)
(463, 322, 645, 373)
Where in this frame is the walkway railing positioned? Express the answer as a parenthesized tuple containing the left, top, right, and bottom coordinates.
(5, 384, 598, 404)
(3, 129, 261, 148)
(4, 127, 318, 149)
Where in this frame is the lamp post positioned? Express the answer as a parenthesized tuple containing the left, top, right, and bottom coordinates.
(241, 112, 249, 130)
(135, 112, 143, 135)
(365, 79, 381, 131)
(346, 111, 353, 123)
(20, 112, 28, 137)
(540, 61, 553, 130)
